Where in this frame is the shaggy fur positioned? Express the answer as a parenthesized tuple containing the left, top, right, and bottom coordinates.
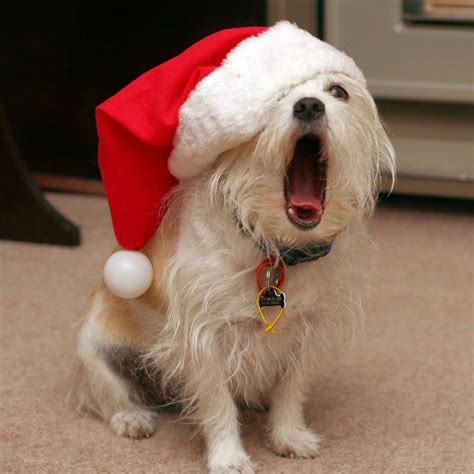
(72, 72, 395, 473)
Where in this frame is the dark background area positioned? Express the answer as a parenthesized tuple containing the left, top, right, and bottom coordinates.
(0, 1, 266, 179)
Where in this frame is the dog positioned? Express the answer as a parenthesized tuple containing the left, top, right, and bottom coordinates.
(72, 27, 395, 474)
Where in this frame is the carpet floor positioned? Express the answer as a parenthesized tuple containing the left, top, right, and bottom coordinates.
(1, 193, 473, 473)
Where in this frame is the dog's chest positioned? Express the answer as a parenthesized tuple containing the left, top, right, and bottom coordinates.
(219, 264, 325, 351)
(218, 278, 321, 402)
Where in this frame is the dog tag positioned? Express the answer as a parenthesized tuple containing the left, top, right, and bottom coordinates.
(256, 286, 286, 334)
(260, 287, 286, 308)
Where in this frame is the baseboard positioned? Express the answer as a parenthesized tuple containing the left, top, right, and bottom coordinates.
(33, 173, 105, 195)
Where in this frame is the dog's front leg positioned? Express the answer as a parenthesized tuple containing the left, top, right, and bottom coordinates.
(196, 382, 253, 474)
(267, 367, 321, 459)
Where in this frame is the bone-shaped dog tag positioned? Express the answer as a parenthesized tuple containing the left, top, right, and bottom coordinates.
(256, 286, 286, 333)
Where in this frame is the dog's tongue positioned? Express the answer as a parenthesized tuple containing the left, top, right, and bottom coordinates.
(287, 139, 324, 222)
(287, 171, 323, 213)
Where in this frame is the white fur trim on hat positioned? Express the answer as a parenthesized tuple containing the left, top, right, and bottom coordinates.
(169, 21, 366, 180)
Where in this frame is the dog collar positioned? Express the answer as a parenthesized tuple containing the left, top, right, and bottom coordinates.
(236, 219, 333, 267)
(234, 210, 333, 266)
(251, 228, 333, 333)
(278, 242, 332, 266)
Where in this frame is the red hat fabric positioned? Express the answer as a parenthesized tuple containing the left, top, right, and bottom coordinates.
(97, 22, 365, 251)
(97, 26, 267, 250)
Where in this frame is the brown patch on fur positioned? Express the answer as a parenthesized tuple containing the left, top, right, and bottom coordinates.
(99, 286, 147, 346)
(94, 224, 177, 347)
(138, 223, 177, 312)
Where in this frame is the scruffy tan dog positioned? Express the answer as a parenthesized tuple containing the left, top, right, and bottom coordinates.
(72, 23, 395, 473)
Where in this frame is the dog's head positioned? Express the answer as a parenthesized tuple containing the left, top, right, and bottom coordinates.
(208, 72, 395, 249)
(98, 22, 396, 255)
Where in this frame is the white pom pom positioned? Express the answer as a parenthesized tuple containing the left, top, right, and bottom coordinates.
(103, 250, 154, 299)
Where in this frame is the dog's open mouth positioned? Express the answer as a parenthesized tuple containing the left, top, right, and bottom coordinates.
(284, 134, 327, 230)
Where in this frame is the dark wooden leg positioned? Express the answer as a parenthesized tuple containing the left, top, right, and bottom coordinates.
(0, 103, 80, 246)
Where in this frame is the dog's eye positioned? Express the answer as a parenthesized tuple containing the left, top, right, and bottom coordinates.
(328, 85, 349, 101)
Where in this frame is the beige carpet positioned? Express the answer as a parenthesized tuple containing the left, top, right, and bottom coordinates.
(1, 193, 473, 473)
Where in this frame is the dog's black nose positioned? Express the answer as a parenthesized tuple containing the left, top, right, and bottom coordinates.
(293, 97, 325, 123)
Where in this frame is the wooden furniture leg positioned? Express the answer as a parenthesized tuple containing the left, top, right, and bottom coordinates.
(0, 103, 80, 246)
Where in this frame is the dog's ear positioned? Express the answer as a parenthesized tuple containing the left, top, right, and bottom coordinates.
(373, 113, 396, 198)
(356, 86, 396, 213)
(360, 115, 396, 216)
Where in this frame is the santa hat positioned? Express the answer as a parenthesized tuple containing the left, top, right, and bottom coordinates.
(98, 21, 365, 298)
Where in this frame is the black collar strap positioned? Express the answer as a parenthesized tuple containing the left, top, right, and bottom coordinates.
(278, 242, 332, 266)
(234, 212, 333, 266)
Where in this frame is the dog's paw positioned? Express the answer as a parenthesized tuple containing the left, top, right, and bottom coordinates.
(208, 457, 255, 474)
(110, 409, 157, 439)
(269, 427, 321, 459)
(208, 447, 254, 474)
